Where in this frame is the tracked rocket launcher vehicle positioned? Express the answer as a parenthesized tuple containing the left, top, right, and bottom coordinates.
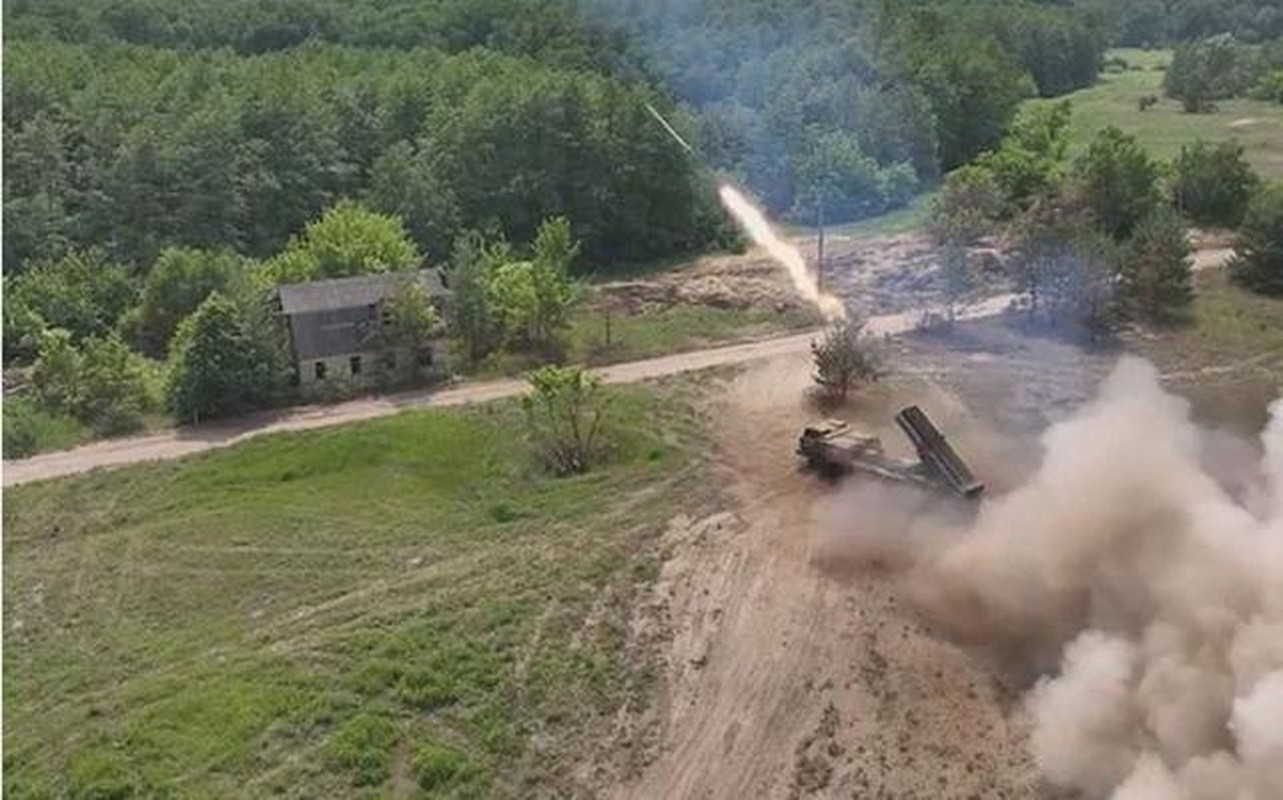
(797, 405, 984, 499)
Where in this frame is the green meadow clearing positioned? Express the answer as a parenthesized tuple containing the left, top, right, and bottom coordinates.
(3, 383, 714, 798)
(1038, 48, 1283, 179)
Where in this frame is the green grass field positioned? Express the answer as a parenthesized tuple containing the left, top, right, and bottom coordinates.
(3, 383, 714, 798)
(566, 305, 817, 365)
(1152, 267, 1283, 363)
(1036, 48, 1283, 179)
(463, 304, 818, 379)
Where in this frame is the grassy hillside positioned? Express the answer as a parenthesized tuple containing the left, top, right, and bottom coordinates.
(1039, 48, 1283, 179)
(3, 384, 713, 798)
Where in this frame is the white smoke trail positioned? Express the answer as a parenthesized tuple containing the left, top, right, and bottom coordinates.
(717, 184, 847, 321)
(644, 102, 694, 154)
(918, 358, 1283, 799)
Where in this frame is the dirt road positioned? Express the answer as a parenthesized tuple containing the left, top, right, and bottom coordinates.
(2, 296, 1014, 488)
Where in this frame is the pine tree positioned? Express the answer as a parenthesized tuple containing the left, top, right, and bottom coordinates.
(938, 245, 975, 325)
(1123, 207, 1194, 323)
(1230, 185, 1283, 297)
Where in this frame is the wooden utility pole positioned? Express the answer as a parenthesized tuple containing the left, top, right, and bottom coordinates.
(816, 195, 826, 292)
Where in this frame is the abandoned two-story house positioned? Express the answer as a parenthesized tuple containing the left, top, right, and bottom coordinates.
(276, 269, 449, 387)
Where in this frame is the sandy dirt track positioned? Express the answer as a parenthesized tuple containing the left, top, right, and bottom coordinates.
(609, 355, 1040, 799)
(2, 296, 1013, 487)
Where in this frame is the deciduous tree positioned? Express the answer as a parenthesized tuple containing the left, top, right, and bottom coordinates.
(259, 201, 421, 285)
(521, 365, 610, 475)
(1044, 230, 1123, 340)
(6, 249, 136, 356)
(166, 292, 287, 423)
(1165, 35, 1253, 113)
(810, 318, 883, 403)
(929, 165, 1008, 246)
(365, 141, 461, 263)
(133, 247, 246, 357)
(1072, 127, 1161, 240)
(383, 279, 442, 356)
(447, 231, 509, 363)
(484, 218, 582, 354)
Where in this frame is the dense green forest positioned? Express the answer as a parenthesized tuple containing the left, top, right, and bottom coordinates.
(4, 0, 1108, 279)
(2, 0, 1120, 452)
(1080, 0, 1283, 46)
(3, 41, 719, 270)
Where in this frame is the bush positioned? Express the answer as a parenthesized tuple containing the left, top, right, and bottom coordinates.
(1252, 70, 1283, 103)
(1104, 55, 1130, 73)
(1164, 35, 1256, 112)
(31, 330, 154, 436)
(328, 713, 398, 786)
(76, 335, 154, 435)
(31, 327, 83, 412)
(2, 409, 39, 459)
(1172, 141, 1260, 228)
(2, 396, 88, 459)
(929, 165, 1008, 246)
(1230, 184, 1283, 296)
(3, 281, 47, 365)
(810, 318, 884, 403)
(521, 365, 611, 475)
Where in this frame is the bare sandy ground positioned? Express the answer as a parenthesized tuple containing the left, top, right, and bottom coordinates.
(610, 355, 1043, 800)
(605, 294, 1278, 800)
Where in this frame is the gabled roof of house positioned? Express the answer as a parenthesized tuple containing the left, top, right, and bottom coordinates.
(277, 269, 447, 316)
(278, 269, 448, 361)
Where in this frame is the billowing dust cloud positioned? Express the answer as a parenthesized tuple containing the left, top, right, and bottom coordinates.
(846, 358, 1283, 798)
(717, 184, 847, 321)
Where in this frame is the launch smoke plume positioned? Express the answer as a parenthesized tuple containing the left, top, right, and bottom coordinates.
(637, 101, 845, 322)
(920, 358, 1283, 799)
(717, 185, 847, 321)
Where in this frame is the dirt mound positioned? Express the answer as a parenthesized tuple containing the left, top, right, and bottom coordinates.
(594, 233, 1011, 322)
(813, 232, 1010, 318)
(593, 253, 807, 315)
